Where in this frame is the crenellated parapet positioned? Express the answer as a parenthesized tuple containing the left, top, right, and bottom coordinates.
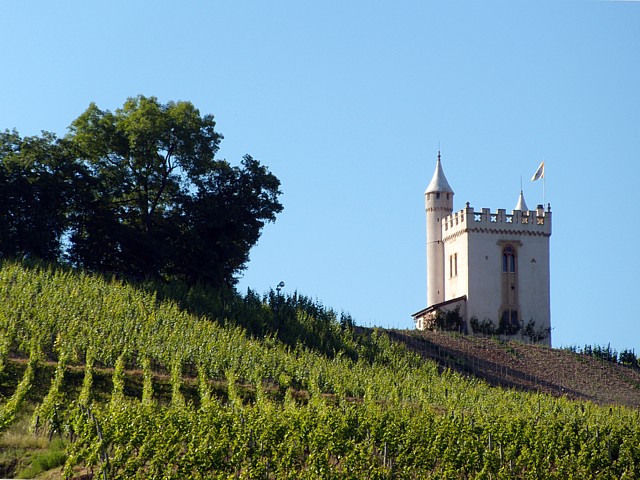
(443, 203, 552, 241)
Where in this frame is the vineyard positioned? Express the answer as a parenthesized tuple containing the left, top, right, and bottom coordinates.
(0, 260, 639, 479)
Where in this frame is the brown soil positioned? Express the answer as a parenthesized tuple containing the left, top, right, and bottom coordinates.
(386, 329, 640, 409)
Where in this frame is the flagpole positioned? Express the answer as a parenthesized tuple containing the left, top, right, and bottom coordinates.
(543, 160, 546, 206)
(531, 160, 545, 206)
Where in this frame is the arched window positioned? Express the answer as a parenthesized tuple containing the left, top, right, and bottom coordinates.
(502, 245, 516, 273)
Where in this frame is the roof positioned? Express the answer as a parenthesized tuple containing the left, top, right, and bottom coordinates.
(515, 189, 529, 211)
(425, 153, 454, 194)
(412, 295, 467, 318)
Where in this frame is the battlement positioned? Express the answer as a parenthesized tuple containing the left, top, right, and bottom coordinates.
(443, 203, 552, 239)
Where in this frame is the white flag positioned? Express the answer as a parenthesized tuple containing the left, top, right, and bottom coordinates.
(531, 161, 544, 181)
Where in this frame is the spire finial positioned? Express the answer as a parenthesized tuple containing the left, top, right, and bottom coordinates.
(515, 189, 529, 211)
(426, 151, 453, 194)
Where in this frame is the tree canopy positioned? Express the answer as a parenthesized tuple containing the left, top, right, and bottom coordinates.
(0, 95, 283, 286)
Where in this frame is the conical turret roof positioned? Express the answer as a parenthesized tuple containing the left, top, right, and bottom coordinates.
(425, 152, 453, 194)
(515, 189, 529, 211)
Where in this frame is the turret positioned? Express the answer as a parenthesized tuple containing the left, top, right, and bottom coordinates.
(514, 189, 528, 212)
(425, 152, 454, 307)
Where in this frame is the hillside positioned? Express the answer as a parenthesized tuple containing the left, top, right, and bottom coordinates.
(387, 329, 640, 409)
(0, 261, 639, 478)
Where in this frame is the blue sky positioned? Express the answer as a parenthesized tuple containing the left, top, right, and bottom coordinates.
(2, 1, 639, 351)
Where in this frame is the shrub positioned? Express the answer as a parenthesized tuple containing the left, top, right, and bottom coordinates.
(498, 310, 521, 336)
(470, 316, 496, 336)
(619, 349, 639, 369)
(432, 306, 464, 332)
(522, 319, 551, 343)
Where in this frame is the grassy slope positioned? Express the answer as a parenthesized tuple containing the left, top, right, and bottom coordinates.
(0, 261, 639, 478)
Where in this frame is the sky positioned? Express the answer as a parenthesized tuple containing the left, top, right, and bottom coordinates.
(1, 1, 639, 352)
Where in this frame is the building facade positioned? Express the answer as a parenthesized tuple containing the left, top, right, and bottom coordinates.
(413, 153, 552, 346)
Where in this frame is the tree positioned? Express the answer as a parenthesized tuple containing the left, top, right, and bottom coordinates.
(0, 130, 84, 261)
(618, 349, 638, 369)
(170, 154, 283, 285)
(65, 95, 283, 285)
(0, 96, 283, 286)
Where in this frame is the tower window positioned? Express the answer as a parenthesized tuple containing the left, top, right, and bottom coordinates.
(500, 244, 518, 335)
(436, 193, 440, 199)
(449, 253, 458, 278)
(502, 245, 516, 273)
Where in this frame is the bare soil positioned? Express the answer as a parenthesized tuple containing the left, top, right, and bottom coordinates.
(386, 329, 640, 409)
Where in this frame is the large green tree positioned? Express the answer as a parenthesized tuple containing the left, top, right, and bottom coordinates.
(1, 96, 283, 286)
(67, 95, 283, 285)
(68, 96, 223, 234)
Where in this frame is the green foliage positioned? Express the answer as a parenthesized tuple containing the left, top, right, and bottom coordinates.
(148, 279, 359, 358)
(590, 343, 618, 363)
(470, 316, 496, 336)
(0, 375, 28, 433)
(15, 438, 66, 478)
(0, 346, 38, 434)
(141, 356, 154, 407)
(1, 96, 283, 287)
(498, 310, 521, 336)
(60, 384, 640, 479)
(65, 96, 283, 286)
(432, 306, 464, 332)
(77, 349, 94, 406)
(170, 358, 185, 407)
(0, 261, 639, 478)
(470, 316, 551, 344)
(565, 344, 639, 370)
(619, 349, 639, 369)
(111, 355, 126, 406)
(0, 130, 85, 261)
(31, 346, 68, 437)
(522, 318, 551, 343)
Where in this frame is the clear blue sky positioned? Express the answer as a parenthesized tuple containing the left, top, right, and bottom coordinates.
(2, 1, 639, 351)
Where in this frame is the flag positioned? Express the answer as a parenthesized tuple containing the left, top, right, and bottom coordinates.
(531, 161, 544, 181)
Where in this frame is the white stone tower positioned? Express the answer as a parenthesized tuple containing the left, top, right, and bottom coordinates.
(425, 152, 453, 307)
(415, 154, 552, 346)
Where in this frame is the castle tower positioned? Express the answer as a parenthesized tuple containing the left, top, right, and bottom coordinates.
(414, 159, 552, 346)
(425, 152, 453, 307)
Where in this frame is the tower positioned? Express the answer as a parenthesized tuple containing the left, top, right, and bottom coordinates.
(414, 154, 552, 346)
(425, 152, 453, 307)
